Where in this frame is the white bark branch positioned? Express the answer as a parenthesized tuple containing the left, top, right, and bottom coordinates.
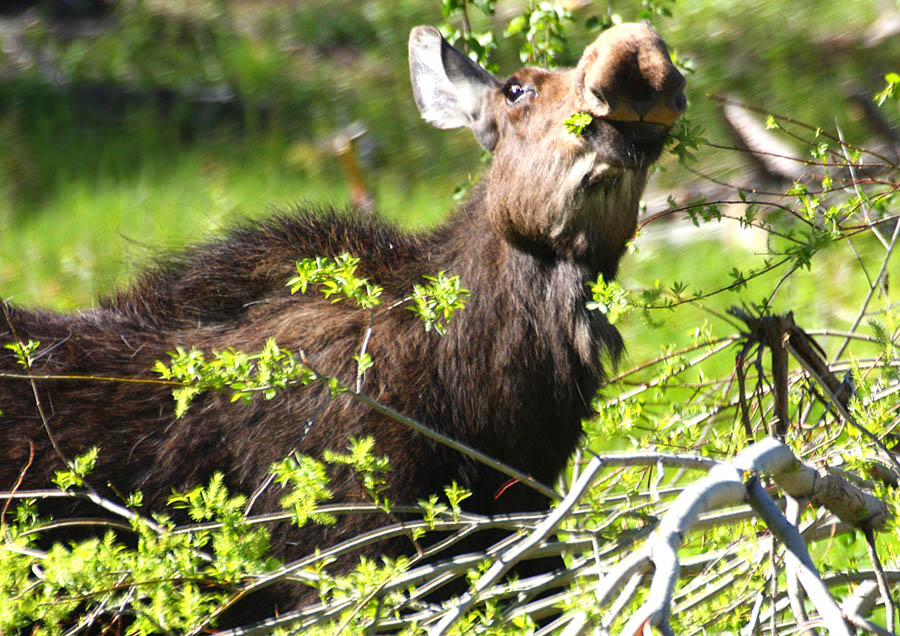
(612, 437, 889, 635)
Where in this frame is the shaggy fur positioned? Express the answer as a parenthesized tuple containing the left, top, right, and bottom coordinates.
(0, 22, 685, 623)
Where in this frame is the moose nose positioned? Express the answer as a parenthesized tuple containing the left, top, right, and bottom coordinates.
(575, 22, 686, 127)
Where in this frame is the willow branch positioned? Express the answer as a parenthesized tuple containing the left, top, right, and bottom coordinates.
(429, 455, 606, 636)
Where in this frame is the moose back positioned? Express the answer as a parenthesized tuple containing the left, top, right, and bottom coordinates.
(1, 23, 685, 617)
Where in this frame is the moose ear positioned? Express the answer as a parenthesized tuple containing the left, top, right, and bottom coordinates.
(408, 26, 501, 152)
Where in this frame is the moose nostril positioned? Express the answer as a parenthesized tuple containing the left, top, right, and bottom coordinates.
(590, 88, 608, 109)
(576, 23, 687, 127)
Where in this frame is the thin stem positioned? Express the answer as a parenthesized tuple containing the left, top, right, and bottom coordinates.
(298, 353, 560, 501)
(832, 208, 900, 362)
(863, 527, 896, 634)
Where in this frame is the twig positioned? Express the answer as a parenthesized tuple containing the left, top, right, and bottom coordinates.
(299, 354, 561, 502)
(355, 315, 374, 393)
(604, 335, 740, 384)
(832, 200, 900, 361)
(863, 527, 896, 633)
(604, 338, 737, 405)
(428, 455, 606, 636)
(2, 303, 70, 468)
(844, 613, 897, 636)
(742, 591, 765, 636)
(0, 371, 181, 386)
(1, 438, 34, 539)
(602, 570, 645, 630)
(707, 95, 899, 167)
(785, 339, 900, 478)
(618, 461, 749, 635)
(836, 121, 889, 249)
(558, 611, 589, 636)
(784, 495, 816, 636)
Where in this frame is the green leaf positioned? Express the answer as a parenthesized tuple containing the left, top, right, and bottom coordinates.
(408, 271, 469, 335)
(875, 72, 899, 106)
(3, 339, 40, 368)
(271, 455, 335, 527)
(563, 111, 593, 135)
(173, 386, 202, 417)
(586, 276, 631, 324)
(444, 481, 472, 521)
(287, 254, 383, 309)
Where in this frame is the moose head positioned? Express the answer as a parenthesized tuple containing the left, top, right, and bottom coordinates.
(409, 23, 686, 269)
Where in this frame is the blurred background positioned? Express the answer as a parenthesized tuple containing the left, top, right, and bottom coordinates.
(0, 0, 898, 362)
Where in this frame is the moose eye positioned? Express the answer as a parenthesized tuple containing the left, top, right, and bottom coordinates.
(504, 81, 528, 105)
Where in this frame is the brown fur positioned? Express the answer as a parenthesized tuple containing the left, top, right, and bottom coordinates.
(0, 23, 684, 623)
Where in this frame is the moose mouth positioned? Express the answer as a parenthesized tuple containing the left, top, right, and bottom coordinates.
(582, 118, 671, 173)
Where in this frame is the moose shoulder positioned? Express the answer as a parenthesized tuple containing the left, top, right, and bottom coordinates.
(0, 23, 685, 619)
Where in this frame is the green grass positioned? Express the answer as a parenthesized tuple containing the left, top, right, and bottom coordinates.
(0, 133, 461, 309)
(1, 143, 336, 309)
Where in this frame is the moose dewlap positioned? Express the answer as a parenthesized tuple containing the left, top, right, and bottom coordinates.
(0, 23, 684, 623)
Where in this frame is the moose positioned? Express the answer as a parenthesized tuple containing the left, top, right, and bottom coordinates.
(0, 22, 685, 624)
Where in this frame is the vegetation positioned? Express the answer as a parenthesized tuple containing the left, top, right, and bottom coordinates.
(1, 0, 900, 634)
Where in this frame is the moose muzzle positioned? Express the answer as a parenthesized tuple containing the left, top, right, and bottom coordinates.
(576, 22, 687, 127)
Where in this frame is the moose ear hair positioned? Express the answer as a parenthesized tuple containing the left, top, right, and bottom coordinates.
(408, 26, 501, 151)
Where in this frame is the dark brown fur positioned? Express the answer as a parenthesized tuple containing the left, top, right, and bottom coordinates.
(0, 23, 685, 623)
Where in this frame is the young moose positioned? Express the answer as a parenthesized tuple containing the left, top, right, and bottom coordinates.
(1, 23, 685, 620)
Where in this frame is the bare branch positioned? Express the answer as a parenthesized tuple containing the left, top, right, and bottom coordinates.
(745, 476, 852, 636)
(429, 456, 606, 635)
(784, 496, 816, 636)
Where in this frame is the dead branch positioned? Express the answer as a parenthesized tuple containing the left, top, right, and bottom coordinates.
(728, 306, 900, 479)
(720, 100, 807, 183)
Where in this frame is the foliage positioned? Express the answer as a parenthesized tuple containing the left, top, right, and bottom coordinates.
(154, 255, 468, 412)
(408, 271, 471, 335)
(875, 72, 900, 107)
(52, 447, 98, 491)
(587, 276, 631, 324)
(270, 454, 337, 527)
(664, 116, 706, 163)
(504, 2, 574, 67)
(323, 436, 393, 509)
(1, 455, 278, 634)
(440, 0, 499, 71)
(153, 338, 317, 415)
(3, 339, 41, 368)
(563, 111, 593, 135)
(287, 253, 384, 309)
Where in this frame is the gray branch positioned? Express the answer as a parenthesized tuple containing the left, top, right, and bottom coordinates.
(428, 455, 607, 636)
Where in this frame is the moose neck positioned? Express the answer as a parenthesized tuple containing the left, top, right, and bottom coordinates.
(441, 185, 629, 369)
(424, 188, 627, 484)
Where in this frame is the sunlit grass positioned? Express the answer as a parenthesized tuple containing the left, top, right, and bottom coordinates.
(0, 148, 463, 310)
(1, 146, 339, 308)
